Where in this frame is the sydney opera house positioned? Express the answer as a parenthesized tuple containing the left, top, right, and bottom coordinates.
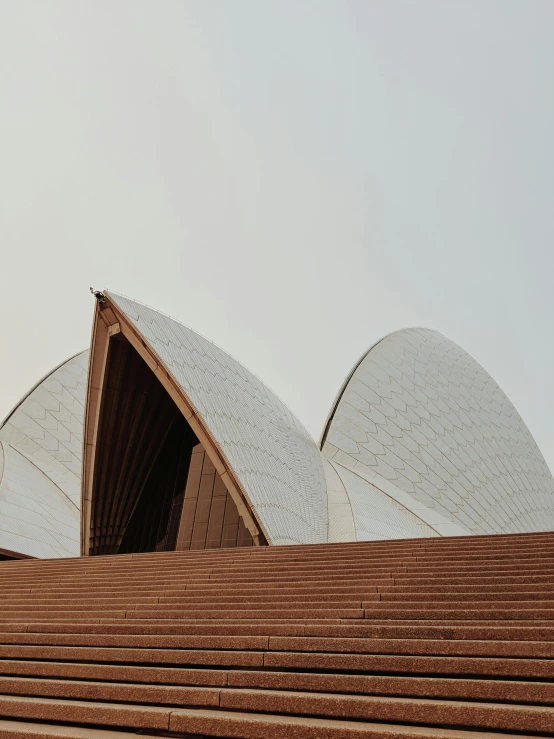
(2, 289, 554, 738)
(1, 289, 553, 562)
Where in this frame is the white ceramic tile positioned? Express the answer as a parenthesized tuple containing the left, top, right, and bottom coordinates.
(108, 292, 328, 546)
(0, 352, 87, 558)
(322, 328, 554, 537)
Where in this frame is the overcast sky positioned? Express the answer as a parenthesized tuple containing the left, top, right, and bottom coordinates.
(1, 0, 553, 471)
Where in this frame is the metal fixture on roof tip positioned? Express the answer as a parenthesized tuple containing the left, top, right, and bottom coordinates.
(89, 287, 106, 303)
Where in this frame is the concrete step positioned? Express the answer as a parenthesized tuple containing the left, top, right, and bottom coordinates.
(1, 632, 552, 658)
(2, 531, 554, 737)
(263, 650, 554, 678)
(364, 599, 554, 608)
(0, 678, 554, 733)
(0, 693, 551, 738)
(125, 607, 366, 619)
(379, 591, 554, 601)
(217, 688, 554, 733)
(6, 621, 554, 640)
(0, 592, 375, 605)
(363, 607, 554, 620)
(0, 633, 270, 650)
(6, 540, 553, 571)
(266, 635, 554, 658)
(225, 670, 554, 705)
(5, 562, 554, 587)
(0, 645, 265, 667)
(0, 596, 375, 609)
(0, 720, 153, 738)
(168, 706, 550, 738)
(304, 623, 554, 640)
(7, 572, 554, 594)
(0, 660, 229, 686)
(1, 667, 554, 706)
(0, 676, 220, 707)
(379, 583, 554, 593)
(0, 580, 395, 595)
(10, 591, 553, 607)
(0, 695, 170, 732)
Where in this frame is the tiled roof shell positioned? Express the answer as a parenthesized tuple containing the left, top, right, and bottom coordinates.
(108, 292, 328, 545)
(0, 351, 87, 557)
(322, 327, 554, 537)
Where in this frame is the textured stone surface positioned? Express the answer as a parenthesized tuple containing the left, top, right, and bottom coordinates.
(0, 532, 554, 737)
(218, 688, 554, 733)
(0, 695, 170, 729)
(0, 720, 151, 738)
(168, 708, 542, 738)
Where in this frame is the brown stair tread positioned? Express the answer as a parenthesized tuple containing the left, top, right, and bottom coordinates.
(1, 631, 553, 658)
(169, 707, 549, 738)
(3, 621, 554, 640)
(0, 720, 152, 738)
(0, 695, 170, 730)
(1, 662, 554, 705)
(2, 531, 554, 737)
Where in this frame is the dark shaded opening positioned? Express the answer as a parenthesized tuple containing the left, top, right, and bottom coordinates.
(89, 333, 255, 555)
(118, 412, 197, 554)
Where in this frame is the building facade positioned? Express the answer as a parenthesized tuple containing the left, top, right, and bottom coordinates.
(1, 290, 553, 559)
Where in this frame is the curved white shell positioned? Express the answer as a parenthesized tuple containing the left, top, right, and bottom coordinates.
(0, 351, 88, 557)
(108, 292, 328, 545)
(322, 328, 554, 537)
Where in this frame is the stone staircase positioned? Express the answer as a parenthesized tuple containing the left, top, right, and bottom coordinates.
(0, 532, 553, 738)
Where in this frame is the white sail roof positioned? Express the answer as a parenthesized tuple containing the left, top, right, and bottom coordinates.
(322, 327, 554, 537)
(107, 292, 328, 545)
(0, 351, 87, 557)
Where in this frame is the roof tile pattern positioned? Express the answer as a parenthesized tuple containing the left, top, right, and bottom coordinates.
(330, 460, 438, 541)
(0, 352, 87, 557)
(0, 442, 79, 557)
(0, 351, 88, 507)
(322, 328, 554, 536)
(108, 292, 328, 545)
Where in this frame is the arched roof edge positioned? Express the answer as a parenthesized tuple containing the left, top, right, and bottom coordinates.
(319, 327, 443, 449)
(0, 350, 88, 430)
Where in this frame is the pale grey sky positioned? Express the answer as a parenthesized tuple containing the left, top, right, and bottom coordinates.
(1, 1, 553, 471)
